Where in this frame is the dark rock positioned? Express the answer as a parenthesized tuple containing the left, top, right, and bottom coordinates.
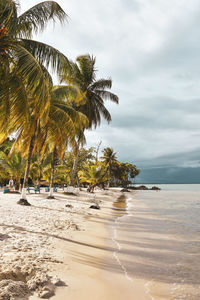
(137, 185, 149, 190)
(129, 185, 148, 190)
(89, 205, 100, 210)
(65, 204, 73, 208)
(63, 192, 77, 196)
(121, 188, 130, 192)
(151, 186, 161, 190)
(47, 196, 55, 199)
(17, 199, 31, 206)
(129, 185, 161, 191)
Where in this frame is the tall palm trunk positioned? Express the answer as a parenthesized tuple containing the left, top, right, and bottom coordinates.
(48, 147, 56, 199)
(15, 178, 20, 191)
(19, 134, 35, 204)
(107, 164, 111, 188)
(70, 146, 79, 187)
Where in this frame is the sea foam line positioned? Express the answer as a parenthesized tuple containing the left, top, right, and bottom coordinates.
(145, 281, 156, 300)
(111, 196, 133, 282)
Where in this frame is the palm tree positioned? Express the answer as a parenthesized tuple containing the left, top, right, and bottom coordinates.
(0, 150, 25, 190)
(62, 55, 119, 127)
(36, 86, 88, 199)
(30, 154, 48, 185)
(78, 162, 107, 192)
(60, 54, 119, 186)
(0, 0, 72, 204)
(15, 84, 86, 203)
(0, 0, 69, 132)
(101, 147, 117, 187)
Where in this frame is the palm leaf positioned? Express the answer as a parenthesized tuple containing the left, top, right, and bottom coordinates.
(90, 79, 112, 90)
(0, 0, 18, 35)
(17, 1, 67, 38)
(94, 90, 119, 103)
(76, 55, 96, 86)
(52, 85, 86, 105)
(20, 39, 70, 74)
(12, 42, 50, 118)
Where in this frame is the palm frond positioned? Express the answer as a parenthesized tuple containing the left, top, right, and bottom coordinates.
(12, 42, 50, 118)
(8, 69, 30, 128)
(20, 39, 70, 74)
(76, 55, 96, 87)
(17, 1, 67, 38)
(90, 79, 112, 90)
(94, 90, 119, 103)
(52, 85, 86, 105)
(0, 0, 18, 35)
(94, 96, 112, 123)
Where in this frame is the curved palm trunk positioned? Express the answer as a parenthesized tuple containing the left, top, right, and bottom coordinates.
(48, 147, 57, 199)
(70, 147, 79, 187)
(19, 135, 35, 204)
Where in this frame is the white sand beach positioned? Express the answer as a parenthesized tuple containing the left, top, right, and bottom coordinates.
(1, 188, 143, 300)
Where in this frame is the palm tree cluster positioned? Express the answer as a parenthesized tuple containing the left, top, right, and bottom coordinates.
(0, 0, 119, 204)
(78, 147, 140, 191)
(0, 144, 140, 192)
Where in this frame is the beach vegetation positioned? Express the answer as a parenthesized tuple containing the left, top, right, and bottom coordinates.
(0, 150, 25, 190)
(78, 162, 107, 192)
(0, 1, 140, 198)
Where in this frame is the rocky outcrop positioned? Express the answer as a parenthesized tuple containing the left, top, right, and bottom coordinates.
(129, 185, 161, 190)
(151, 186, 161, 190)
(120, 188, 130, 192)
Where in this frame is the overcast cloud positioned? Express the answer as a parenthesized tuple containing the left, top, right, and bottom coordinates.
(21, 0, 200, 173)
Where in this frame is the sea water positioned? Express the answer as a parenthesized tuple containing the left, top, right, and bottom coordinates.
(112, 185, 200, 299)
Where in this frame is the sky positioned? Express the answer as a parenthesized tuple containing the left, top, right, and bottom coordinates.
(20, 0, 200, 182)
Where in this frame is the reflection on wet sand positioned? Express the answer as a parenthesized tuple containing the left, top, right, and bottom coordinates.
(112, 194, 127, 214)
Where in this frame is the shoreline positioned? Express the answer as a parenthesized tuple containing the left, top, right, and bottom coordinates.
(55, 189, 151, 300)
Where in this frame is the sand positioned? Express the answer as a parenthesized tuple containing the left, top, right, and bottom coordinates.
(0, 188, 153, 300)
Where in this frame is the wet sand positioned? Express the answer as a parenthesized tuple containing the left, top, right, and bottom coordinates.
(114, 190, 200, 300)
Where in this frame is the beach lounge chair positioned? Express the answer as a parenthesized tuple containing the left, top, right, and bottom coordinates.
(35, 186, 40, 193)
(3, 188, 10, 194)
(27, 186, 40, 193)
(27, 187, 35, 193)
